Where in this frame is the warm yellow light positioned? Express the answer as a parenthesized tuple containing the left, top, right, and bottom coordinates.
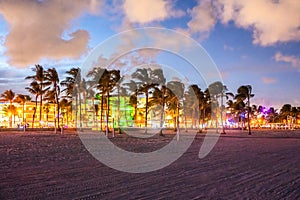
(166, 115, 172, 120)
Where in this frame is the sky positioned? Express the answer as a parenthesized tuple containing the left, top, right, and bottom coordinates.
(0, 0, 299, 109)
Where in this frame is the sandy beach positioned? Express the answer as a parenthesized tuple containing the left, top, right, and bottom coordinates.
(0, 129, 299, 199)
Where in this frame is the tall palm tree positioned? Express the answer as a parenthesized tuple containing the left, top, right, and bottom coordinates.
(132, 68, 164, 129)
(25, 65, 48, 125)
(14, 94, 31, 124)
(166, 80, 185, 135)
(208, 81, 224, 131)
(45, 68, 60, 132)
(60, 98, 72, 127)
(87, 68, 120, 132)
(25, 81, 40, 127)
(61, 67, 80, 128)
(190, 84, 205, 132)
(219, 85, 234, 134)
(148, 85, 168, 135)
(43, 103, 50, 124)
(1, 89, 15, 127)
(184, 86, 199, 129)
(123, 80, 138, 124)
(87, 67, 107, 130)
(235, 85, 255, 135)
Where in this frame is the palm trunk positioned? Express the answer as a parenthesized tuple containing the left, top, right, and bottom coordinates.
(198, 102, 202, 132)
(54, 104, 57, 133)
(145, 91, 149, 130)
(33, 96, 38, 128)
(100, 94, 104, 131)
(159, 92, 165, 136)
(176, 101, 180, 140)
(202, 107, 206, 129)
(106, 91, 110, 135)
(57, 102, 60, 130)
(79, 93, 82, 128)
(9, 102, 12, 127)
(117, 85, 121, 130)
(248, 96, 251, 135)
(220, 95, 225, 134)
(22, 103, 25, 123)
(75, 94, 78, 129)
(39, 91, 42, 125)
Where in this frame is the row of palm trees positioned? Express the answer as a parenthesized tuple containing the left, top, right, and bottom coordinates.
(72, 66, 256, 135)
(0, 64, 255, 134)
(2, 64, 298, 134)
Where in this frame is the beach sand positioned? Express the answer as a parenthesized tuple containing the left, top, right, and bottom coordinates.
(0, 129, 299, 199)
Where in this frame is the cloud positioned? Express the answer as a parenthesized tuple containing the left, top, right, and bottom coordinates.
(187, 0, 216, 35)
(122, 0, 184, 24)
(223, 44, 234, 51)
(262, 77, 277, 84)
(274, 52, 300, 71)
(0, 0, 103, 67)
(215, 0, 300, 46)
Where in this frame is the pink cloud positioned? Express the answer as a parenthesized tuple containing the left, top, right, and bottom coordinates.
(262, 77, 277, 84)
(0, 0, 103, 67)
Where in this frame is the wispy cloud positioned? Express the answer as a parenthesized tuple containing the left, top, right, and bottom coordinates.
(223, 44, 234, 51)
(274, 52, 300, 71)
(262, 77, 277, 84)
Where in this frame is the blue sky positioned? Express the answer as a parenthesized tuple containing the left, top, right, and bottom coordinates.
(0, 0, 299, 109)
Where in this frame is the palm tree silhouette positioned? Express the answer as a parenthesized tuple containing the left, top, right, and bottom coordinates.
(219, 85, 234, 134)
(87, 68, 120, 132)
(25, 81, 40, 127)
(14, 94, 31, 125)
(235, 85, 255, 135)
(44, 68, 60, 132)
(1, 89, 15, 127)
(132, 68, 164, 131)
(190, 84, 206, 132)
(208, 81, 224, 132)
(166, 80, 185, 136)
(61, 67, 80, 128)
(25, 65, 48, 126)
(60, 98, 72, 127)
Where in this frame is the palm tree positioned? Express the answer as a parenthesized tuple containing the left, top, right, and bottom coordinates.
(14, 94, 31, 125)
(25, 65, 48, 125)
(184, 86, 199, 129)
(25, 81, 40, 127)
(105, 70, 121, 133)
(132, 68, 164, 130)
(87, 67, 107, 131)
(166, 80, 185, 135)
(61, 67, 80, 128)
(1, 89, 15, 127)
(87, 68, 121, 133)
(190, 84, 205, 132)
(148, 85, 168, 135)
(208, 81, 224, 132)
(45, 68, 60, 132)
(235, 85, 255, 135)
(43, 103, 50, 125)
(123, 80, 138, 125)
(219, 85, 234, 134)
(60, 98, 72, 127)
(3, 105, 18, 127)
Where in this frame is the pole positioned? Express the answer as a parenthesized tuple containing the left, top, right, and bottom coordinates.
(112, 118, 115, 138)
